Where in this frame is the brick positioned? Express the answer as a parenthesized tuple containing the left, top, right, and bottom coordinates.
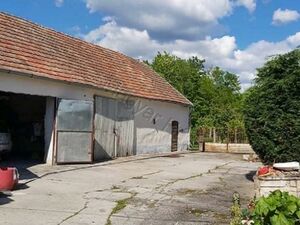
(290, 180, 297, 187)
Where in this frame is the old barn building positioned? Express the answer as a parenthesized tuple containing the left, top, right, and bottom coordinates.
(0, 13, 191, 165)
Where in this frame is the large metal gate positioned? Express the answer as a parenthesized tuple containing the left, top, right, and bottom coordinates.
(94, 96, 116, 159)
(116, 100, 135, 157)
(94, 96, 134, 160)
(56, 99, 93, 163)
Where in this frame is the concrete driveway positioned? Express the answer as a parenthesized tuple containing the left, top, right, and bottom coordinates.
(0, 152, 260, 225)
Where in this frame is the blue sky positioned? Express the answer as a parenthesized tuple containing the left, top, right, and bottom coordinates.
(1, 0, 300, 89)
(223, 1, 300, 48)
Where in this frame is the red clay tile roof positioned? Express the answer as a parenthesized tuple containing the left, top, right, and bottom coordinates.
(0, 12, 191, 105)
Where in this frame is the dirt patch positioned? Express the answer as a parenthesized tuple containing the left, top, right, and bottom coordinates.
(110, 162, 256, 225)
(161, 154, 183, 158)
(172, 173, 255, 224)
(131, 176, 145, 179)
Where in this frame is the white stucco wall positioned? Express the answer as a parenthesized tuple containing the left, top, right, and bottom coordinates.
(133, 99, 190, 154)
(0, 71, 190, 161)
(0, 71, 98, 101)
(44, 97, 55, 165)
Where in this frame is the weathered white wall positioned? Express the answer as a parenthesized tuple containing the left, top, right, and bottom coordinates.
(0, 71, 190, 159)
(0, 71, 103, 100)
(44, 97, 55, 165)
(133, 99, 190, 154)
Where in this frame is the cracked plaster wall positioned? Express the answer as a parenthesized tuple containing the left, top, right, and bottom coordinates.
(0, 71, 190, 162)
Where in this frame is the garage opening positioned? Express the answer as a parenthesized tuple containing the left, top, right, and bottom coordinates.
(0, 91, 48, 163)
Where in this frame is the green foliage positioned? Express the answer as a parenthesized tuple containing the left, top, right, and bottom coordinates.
(244, 50, 300, 163)
(252, 190, 300, 225)
(149, 52, 244, 146)
(231, 204, 242, 225)
(210, 66, 241, 93)
(151, 52, 207, 128)
(230, 192, 243, 225)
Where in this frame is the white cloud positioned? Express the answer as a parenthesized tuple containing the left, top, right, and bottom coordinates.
(55, 0, 64, 7)
(83, 19, 237, 61)
(84, 0, 255, 41)
(85, 0, 232, 23)
(83, 19, 300, 91)
(84, 19, 159, 59)
(80, 1, 300, 90)
(235, 0, 256, 12)
(287, 32, 300, 45)
(272, 8, 300, 25)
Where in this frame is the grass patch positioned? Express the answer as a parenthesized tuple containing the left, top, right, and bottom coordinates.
(177, 188, 199, 195)
(218, 177, 224, 182)
(213, 212, 229, 221)
(189, 208, 203, 217)
(111, 198, 129, 214)
(131, 176, 144, 179)
(105, 193, 136, 225)
(147, 200, 158, 208)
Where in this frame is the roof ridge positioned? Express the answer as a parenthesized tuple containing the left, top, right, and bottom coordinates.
(0, 11, 192, 106)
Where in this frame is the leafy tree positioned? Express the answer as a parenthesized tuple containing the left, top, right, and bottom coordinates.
(244, 49, 300, 163)
(209, 67, 241, 93)
(150, 52, 209, 126)
(148, 52, 244, 146)
(206, 67, 243, 142)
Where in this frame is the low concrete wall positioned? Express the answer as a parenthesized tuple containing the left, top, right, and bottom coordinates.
(255, 176, 300, 197)
(204, 143, 254, 154)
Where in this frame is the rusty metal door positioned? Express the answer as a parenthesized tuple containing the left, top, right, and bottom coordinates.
(94, 96, 117, 160)
(56, 99, 93, 163)
(171, 121, 179, 152)
(116, 99, 134, 157)
(94, 96, 135, 160)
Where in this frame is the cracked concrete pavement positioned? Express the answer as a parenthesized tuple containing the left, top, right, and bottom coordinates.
(0, 152, 261, 225)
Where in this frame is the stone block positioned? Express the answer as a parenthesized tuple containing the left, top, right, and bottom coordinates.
(255, 175, 300, 197)
(290, 180, 297, 187)
(259, 180, 287, 187)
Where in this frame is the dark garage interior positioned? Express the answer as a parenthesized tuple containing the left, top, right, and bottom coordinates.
(0, 91, 46, 162)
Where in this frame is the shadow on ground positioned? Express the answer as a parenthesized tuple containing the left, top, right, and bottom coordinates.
(0, 192, 13, 205)
(0, 159, 37, 202)
(0, 159, 40, 181)
(245, 170, 256, 182)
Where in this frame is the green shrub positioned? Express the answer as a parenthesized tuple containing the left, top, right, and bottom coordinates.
(244, 50, 300, 163)
(252, 190, 300, 225)
(230, 192, 242, 225)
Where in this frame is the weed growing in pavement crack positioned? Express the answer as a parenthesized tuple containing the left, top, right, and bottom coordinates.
(105, 192, 136, 225)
